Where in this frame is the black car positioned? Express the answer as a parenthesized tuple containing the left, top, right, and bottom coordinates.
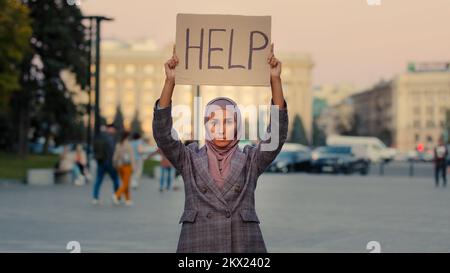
(267, 150, 311, 173)
(310, 146, 369, 175)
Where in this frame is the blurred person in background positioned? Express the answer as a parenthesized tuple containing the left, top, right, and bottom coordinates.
(74, 144, 91, 183)
(112, 131, 136, 206)
(92, 124, 119, 205)
(57, 145, 84, 186)
(130, 132, 145, 190)
(157, 148, 174, 192)
(433, 137, 448, 188)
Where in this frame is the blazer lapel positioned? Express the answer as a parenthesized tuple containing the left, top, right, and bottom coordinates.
(193, 146, 229, 208)
(221, 148, 246, 196)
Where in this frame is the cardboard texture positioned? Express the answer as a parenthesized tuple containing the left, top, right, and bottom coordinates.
(175, 14, 271, 86)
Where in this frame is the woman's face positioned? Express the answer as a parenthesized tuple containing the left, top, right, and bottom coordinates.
(206, 108, 236, 148)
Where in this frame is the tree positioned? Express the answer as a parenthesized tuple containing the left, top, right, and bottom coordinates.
(0, 0, 32, 110)
(312, 118, 326, 147)
(0, 0, 32, 151)
(130, 110, 143, 136)
(113, 105, 124, 135)
(100, 115, 107, 127)
(290, 114, 309, 145)
(312, 97, 327, 118)
(13, 0, 88, 155)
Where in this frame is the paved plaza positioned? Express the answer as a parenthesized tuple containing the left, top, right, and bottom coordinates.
(0, 162, 449, 252)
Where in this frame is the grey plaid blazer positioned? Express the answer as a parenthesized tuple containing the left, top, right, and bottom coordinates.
(152, 99, 288, 253)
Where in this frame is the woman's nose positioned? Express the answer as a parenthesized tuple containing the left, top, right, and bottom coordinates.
(217, 124, 225, 134)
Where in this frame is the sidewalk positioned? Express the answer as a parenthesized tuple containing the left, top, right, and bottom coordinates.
(0, 173, 449, 252)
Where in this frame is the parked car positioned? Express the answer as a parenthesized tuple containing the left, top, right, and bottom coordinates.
(327, 135, 397, 163)
(267, 144, 312, 173)
(310, 145, 370, 175)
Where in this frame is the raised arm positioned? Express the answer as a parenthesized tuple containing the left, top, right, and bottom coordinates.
(159, 46, 178, 108)
(254, 43, 289, 175)
(152, 46, 188, 172)
(268, 43, 285, 108)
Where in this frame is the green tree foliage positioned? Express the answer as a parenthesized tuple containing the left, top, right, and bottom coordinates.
(12, 0, 88, 154)
(130, 110, 143, 136)
(312, 119, 326, 147)
(0, 0, 32, 151)
(113, 105, 125, 135)
(290, 114, 309, 145)
(0, 0, 32, 110)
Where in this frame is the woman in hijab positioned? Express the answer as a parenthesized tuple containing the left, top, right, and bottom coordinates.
(204, 97, 243, 189)
(153, 44, 288, 253)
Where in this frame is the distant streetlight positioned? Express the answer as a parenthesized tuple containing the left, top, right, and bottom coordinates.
(81, 15, 113, 159)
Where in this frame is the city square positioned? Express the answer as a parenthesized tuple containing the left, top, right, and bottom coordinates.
(1, 0, 450, 258)
(1, 163, 448, 253)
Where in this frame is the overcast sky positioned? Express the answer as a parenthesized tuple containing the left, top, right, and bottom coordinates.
(81, 0, 450, 87)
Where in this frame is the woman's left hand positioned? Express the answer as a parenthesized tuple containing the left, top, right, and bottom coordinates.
(268, 43, 281, 78)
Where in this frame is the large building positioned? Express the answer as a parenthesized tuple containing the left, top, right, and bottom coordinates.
(314, 84, 363, 139)
(352, 81, 393, 146)
(317, 98, 355, 137)
(352, 63, 450, 153)
(314, 83, 362, 107)
(99, 39, 314, 144)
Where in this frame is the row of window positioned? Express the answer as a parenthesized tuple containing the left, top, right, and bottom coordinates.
(105, 79, 155, 90)
(415, 134, 435, 143)
(104, 64, 297, 76)
(103, 104, 154, 117)
(412, 106, 447, 115)
(103, 91, 154, 101)
(105, 64, 158, 75)
(412, 120, 446, 129)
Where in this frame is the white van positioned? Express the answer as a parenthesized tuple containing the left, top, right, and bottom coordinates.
(326, 135, 397, 163)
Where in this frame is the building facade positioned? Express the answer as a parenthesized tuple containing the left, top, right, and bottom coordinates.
(393, 70, 450, 153)
(99, 39, 314, 144)
(351, 64, 450, 153)
(352, 81, 394, 146)
(314, 83, 362, 107)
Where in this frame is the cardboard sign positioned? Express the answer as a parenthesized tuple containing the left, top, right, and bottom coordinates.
(175, 14, 271, 86)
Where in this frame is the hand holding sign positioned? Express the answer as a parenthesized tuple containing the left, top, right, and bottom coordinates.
(158, 14, 284, 118)
(268, 43, 281, 78)
(160, 46, 179, 108)
(165, 45, 179, 83)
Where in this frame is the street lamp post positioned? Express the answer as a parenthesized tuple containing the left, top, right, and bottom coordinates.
(84, 18, 93, 159)
(82, 15, 113, 156)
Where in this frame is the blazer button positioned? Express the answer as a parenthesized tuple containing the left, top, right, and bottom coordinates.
(206, 212, 213, 219)
(225, 212, 231, 218)
(234, 185, 241, 193)
(201, 187, 207, 193)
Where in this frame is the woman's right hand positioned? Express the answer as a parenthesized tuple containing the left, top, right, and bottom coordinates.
(164, 45, 179, 82)
(159, 46, 178, 108)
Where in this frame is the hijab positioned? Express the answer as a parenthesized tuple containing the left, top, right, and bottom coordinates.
(204, 97, 242, 189)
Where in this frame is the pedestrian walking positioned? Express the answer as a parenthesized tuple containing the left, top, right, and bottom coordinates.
(130, 132, 145, 190)
(112, 131, 136, 206)
(157, 148, 174, 192)
(92, 124, 120, 205)
(434, 137, 448, 187)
